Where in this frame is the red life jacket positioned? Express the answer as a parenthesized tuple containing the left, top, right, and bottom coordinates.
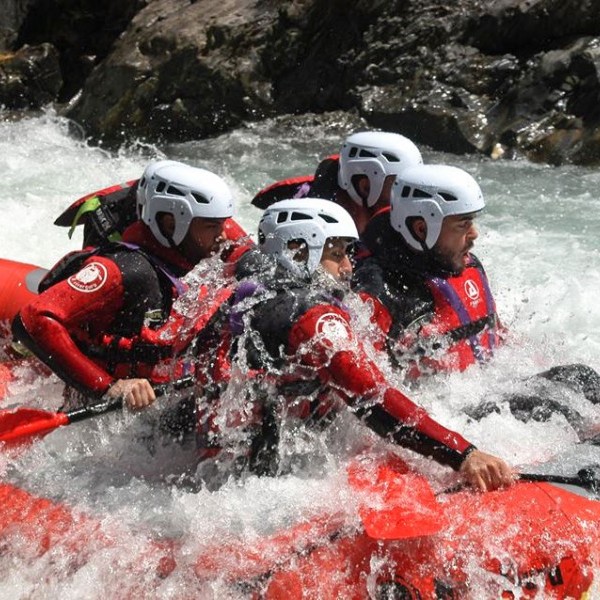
(396, 262, 500, 377)
(29, 243, 186, 385)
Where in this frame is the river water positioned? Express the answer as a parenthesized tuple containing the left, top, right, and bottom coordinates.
(0, 109, 599, 598)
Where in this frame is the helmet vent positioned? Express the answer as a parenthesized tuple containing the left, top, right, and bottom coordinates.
(319, 213, 339, 224)
(139, 177, 147, 188)
(382, 152, 399, 162)
(439, 192, 458, 202)
(276, 211, 288, 223)
(401, 185, 411, 198)
(191, 192, 210, 204)
(167, 185, 185, 196)
(290, 211, 311, 221)
(413, 188, 432, 199)
(348, 146, 358, 158)
(358, 149, 376, 158)
(156, 181, 166, 193)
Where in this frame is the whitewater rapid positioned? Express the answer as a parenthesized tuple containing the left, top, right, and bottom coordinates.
(1, 110, 599, 598)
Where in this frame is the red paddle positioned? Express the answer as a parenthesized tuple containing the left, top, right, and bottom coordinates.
(0, 377, 195, 447)
(0, 407, 70, 445)
(347, 456, 446, 540)
(0, 401, 125, 446)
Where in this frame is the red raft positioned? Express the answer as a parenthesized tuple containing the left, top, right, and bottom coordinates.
(0, 455, 598, 598)
(0, 257, 46, 326)
(195, 458, 600, 598)
(0, 248, 598, 596)
(0, 258, 49, 399)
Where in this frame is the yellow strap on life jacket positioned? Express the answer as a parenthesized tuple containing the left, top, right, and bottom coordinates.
(68, 196, 101, 239)
(68, 196, 122, 243)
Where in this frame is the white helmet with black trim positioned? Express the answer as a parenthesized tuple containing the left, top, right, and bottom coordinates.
(390, 164, 485, 251)
(338, 131, 423, 208)
(258, 198, 358, 275)
(139, 161, 234, 247)
(136, 160, 181, 219)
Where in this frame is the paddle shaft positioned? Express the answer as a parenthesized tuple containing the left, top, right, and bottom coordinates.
(65, 397, 123, 424)
(520, 470, 599, 494)
(441, 468, 600, 496)
(0, 376, 195, 444)
(65, 376, 196, 423)
(66, 381, 166, 424)
(520, 473, 580, 485)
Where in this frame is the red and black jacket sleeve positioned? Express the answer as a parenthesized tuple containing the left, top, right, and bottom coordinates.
(287, 304, 476, 470)
(13, 255, 130, 399)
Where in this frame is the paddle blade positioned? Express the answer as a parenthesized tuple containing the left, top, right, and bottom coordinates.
(0, 408, 69, 446)
(348, 458, 446, 540)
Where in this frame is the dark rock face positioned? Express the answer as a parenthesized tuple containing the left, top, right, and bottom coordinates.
(462, 0, 600, 53)
(64, 0, 280, 145)
(459, 0, 600, 164)
(2, 0, 600, 166)
(0, 43, 61, 109)
(345, 0, 600, 164)
(15, 0, 146, 101)
(0, 0, 38, 50)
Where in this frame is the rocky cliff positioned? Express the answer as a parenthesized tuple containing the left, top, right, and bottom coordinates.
(1, 0, 600, 165)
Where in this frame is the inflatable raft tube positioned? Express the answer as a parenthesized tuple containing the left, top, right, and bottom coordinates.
(0, 258, 47, 324)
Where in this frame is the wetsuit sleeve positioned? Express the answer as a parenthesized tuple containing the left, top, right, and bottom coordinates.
(287, 304, 475, 470)
(15, 256, 127, 399)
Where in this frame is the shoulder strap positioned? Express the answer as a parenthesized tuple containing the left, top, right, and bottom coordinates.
(38, 247, 102, 293)
(67, 196, 122, 243)
(117, 242, 187, 296)
(427, 271, 497, 361)
(55, 181, 137, 227)
(56, 182, 138, 247)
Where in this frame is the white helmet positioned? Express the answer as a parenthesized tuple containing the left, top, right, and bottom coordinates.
(136, 160, 182, 219)
(258, 198, 358, 275)
(338, 131, 423, 208)
(390, 164, 485, 251)
(139, 162, 234, 247)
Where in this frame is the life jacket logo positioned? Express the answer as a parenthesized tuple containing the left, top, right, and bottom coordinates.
(464, 279, 480, 301)
(315, 312, 351, 345)
(67, 262, 108, 293)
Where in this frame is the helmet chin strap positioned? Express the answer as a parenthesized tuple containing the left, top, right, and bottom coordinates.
(161, 228, 177, 249)
(155, 213, 179, 249)
(407, 220, 430, 253)
(351, 176, 370, 209)
(360, 190, 370, 209)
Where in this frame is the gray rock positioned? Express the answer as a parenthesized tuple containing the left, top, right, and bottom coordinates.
(3, 0, 600, 165)
(0, 0, 37, 50)
(64, 0, 281, 144)
(0, 43, 62, 109)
